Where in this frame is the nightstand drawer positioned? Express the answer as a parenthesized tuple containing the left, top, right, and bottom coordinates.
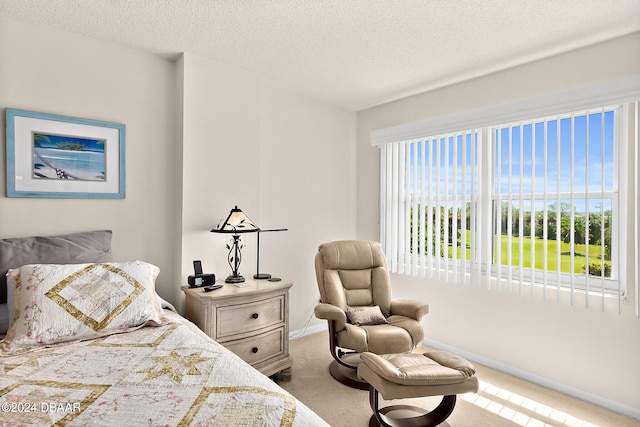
(223, 327, 284, 365)
(216, 295, 284, 338)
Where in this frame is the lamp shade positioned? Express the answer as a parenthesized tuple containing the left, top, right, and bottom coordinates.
(210, 206, 260, 234)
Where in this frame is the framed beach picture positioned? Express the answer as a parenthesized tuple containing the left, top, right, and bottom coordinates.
(6, 109, 125, 198)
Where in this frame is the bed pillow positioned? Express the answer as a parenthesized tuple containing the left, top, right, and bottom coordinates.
(0, 230, 113, 305)
(1, 261, 163, 355)
(0, 275, 17, 336)
(346, 305, 389, 326)
(6, 273, 16, 324)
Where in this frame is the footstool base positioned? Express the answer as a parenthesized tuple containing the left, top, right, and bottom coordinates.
(368, 387, 455, 427)
(358, 351, 479, 427)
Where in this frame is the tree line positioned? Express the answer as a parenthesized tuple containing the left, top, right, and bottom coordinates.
(409, 201, 612, 262)
(495, 202, 611, 259)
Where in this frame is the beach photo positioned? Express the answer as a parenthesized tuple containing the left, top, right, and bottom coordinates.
(33, 132, 106, 181)
(6, 108, 125, 198)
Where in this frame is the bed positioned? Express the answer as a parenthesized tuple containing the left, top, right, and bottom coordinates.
(0, 230, 329, 426)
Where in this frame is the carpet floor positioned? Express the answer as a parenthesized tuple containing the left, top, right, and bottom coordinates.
(279, 332, 637, 427)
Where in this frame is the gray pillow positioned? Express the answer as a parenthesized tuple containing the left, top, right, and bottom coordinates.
(0, 230, 112, 304)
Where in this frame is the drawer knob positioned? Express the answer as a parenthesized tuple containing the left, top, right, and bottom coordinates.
(252, 313, 259, 319)
(252, 347, 259, 353)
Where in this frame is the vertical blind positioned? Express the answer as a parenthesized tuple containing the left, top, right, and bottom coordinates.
(380, 104, 639, 315)
(380, 130, 485, 283)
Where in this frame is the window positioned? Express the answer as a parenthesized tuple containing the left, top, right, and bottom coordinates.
(379, 103, 634, 308)
(492, 108, 618, 295)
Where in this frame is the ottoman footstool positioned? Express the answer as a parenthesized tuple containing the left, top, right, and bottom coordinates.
(358, 351, 479, 427)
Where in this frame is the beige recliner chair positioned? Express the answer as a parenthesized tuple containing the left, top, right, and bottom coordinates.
(314, 240, 429, 389)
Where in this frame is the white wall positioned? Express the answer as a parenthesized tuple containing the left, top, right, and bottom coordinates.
(357, 32, 640, 415)
(0, 17, 357, 333)
(178, 53, 358, 329)
(0, 16, 179, 302)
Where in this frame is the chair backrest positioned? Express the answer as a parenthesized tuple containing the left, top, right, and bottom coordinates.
(315, 240, 392, 316)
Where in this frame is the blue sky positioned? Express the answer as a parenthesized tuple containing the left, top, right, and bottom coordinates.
(496, 110, 614, 194)
(406, 109, 616, 214)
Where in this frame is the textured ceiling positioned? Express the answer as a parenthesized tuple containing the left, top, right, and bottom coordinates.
(1, 0, 639, 111)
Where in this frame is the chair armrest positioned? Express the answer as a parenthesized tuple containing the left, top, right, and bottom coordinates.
(314, 303, 347, 331)
(390, 299, 429, 321)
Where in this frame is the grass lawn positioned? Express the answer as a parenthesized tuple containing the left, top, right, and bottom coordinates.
(452, 231, 609, 275)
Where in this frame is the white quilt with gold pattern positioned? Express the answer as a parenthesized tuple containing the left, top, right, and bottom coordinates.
(0, 311, 329, 426)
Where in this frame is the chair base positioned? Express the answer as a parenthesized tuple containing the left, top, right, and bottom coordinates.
(329, 356, 369, 390)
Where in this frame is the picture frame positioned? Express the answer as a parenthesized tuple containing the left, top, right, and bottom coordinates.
(6, 109, 125, 199)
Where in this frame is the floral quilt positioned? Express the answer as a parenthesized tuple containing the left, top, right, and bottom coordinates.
(0, 311, 328, 426)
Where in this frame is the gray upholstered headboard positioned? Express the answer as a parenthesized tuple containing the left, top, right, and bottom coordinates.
(0, 230, 113, 304)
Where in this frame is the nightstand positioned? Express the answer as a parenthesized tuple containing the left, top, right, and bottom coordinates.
(181, 279, 293, 380)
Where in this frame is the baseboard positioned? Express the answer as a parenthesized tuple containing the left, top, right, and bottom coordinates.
(425, 338, 640, 420)
(289, 322, 327, 339)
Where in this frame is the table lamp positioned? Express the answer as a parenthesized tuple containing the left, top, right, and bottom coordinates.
(210, 206, 260, 283)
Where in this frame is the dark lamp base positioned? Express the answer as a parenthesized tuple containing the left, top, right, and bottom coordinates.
(225, 275, 245, 284)
(254, 273, 271, 280)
